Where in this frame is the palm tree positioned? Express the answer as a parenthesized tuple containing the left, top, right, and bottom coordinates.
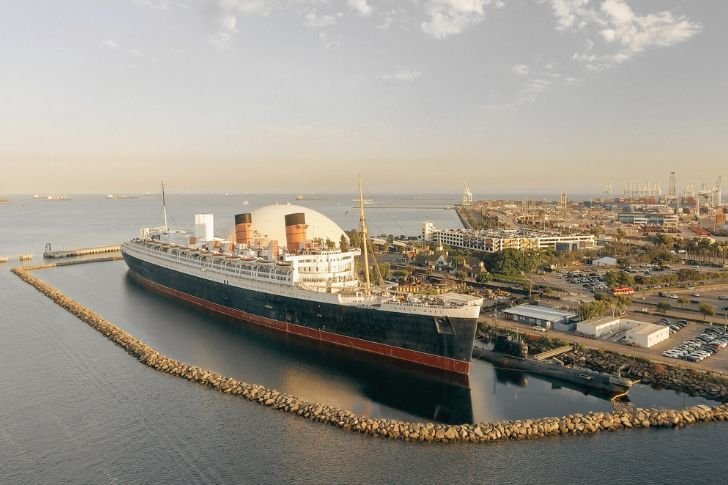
(700, 303, 716, 322)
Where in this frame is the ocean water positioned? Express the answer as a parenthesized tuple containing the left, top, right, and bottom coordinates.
(1, 194, 728, 484)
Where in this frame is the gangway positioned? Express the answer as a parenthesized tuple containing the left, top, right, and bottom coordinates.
(532, 345, 573, 361)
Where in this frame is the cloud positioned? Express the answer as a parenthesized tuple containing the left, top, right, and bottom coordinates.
(318, 31, 340, 50)
(547, 0, 701, 69)
(132, 0, 180, 10)
(220, 14, 238, 32)
(216, 0, 276, 16)
(487, 64, 580, 111)
(378, 68, 422, 81)
(421, 0, 488, 39)
(347, 0, 372, 17)
(103, 39, 120, 50)
(304, 11, 337, 29)
(209, 31, 233, 49)
(102, 39, 144, 57)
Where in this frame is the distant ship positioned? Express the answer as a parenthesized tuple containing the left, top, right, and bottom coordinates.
(121, 181, 483, 376)
(107, 194, 140, 199)
(33, 194, 70, 201)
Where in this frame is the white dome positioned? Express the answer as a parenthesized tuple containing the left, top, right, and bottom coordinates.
(249, 204, 348, 246)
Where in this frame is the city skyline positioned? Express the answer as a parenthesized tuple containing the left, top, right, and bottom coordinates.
(1, 0, 726, 194)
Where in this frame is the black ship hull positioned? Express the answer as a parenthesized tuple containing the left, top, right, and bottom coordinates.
(122, 252, 477, 375)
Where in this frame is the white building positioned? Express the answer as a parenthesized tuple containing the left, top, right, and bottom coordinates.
(617, 212, 678, 227)
(625, 322, 670, 348)
(422, 224, 595, 253)
(577, 317, 670, 348)
(503, 305, 576, 331)
(592, 256, 618, 267)
(577, 316, 621, 338)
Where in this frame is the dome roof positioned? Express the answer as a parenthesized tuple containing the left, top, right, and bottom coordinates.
(248, 204, 348, 246)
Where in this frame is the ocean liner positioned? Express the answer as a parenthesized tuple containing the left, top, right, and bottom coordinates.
(121, 183, 483, 375)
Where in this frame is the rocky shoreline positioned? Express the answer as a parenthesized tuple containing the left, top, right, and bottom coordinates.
(11, 265, 728, 444)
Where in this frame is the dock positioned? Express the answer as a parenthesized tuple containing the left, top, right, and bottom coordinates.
(532, 345, 574, 361)
(43, 245, 121, 259)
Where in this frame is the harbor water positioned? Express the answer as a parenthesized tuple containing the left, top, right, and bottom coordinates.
(1, 194, 727, 483)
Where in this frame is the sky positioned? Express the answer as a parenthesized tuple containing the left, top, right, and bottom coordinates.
(1, 0, 726, 196)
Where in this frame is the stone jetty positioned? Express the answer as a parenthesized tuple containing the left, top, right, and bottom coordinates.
(11, 265, 728, 444)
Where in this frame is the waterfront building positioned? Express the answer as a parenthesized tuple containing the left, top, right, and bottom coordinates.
(502, 305, 577, 331)
(576, 317, 669, 348)
(617, 212, 679, 227)
(422, 224, 595, 253)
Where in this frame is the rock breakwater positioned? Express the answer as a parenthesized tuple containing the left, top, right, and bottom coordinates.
(11, 265, 728, 444)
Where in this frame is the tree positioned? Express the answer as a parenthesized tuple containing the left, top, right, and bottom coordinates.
(611, 296, 632, 316)
(372, 262, 391, 284)
(657, 302, 672, 313)
(577, 300, 610, 321)
(325, 238, 336, 250)
(678, 296, 690, 309)
(699, 303, 716, 321)
(340, 234, 349, 252)
(477, 271, 493, 282)
(654, 233, 673, 248)
(347, 229, 361, 251)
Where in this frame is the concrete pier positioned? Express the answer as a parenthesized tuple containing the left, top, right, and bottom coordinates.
(43, 245, 120, 259)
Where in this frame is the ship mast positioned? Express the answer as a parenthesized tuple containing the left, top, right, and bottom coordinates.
(358, 177, 371, 293)
(161, 181, 169, 231)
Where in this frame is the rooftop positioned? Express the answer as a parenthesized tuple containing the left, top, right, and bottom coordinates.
(503, 304, 576, 322)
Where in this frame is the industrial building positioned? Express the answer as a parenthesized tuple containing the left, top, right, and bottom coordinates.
(591, 256, 618, 267)
(422, 224, 596, 253)
(502, 305, 577, 331)
(576, 317, 670, 348)
(617, 212, 679, 227)
(625, 323, 670, 348)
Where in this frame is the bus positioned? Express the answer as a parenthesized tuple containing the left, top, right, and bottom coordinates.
(613, 286, 635, 296)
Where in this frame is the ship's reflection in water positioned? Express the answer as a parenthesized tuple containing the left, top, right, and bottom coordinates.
(240, 325, 475, 425)
(492, 367, 628, 403)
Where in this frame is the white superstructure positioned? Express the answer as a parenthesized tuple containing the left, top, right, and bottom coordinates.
(123, 203, 483, 320)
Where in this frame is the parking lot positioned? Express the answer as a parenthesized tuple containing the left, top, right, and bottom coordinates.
(649, 319, 728, 371)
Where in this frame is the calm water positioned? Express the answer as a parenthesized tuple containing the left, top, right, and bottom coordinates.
(1, 195, 728, 484)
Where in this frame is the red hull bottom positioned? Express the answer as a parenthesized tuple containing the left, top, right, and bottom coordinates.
(129, 271, 471, 375)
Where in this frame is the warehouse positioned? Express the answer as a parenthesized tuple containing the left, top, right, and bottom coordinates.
(576, 316, 621, 338)
(503, 305, 576, 331)
(624, 322, 670, 348)
(577, 317, 670, 348)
